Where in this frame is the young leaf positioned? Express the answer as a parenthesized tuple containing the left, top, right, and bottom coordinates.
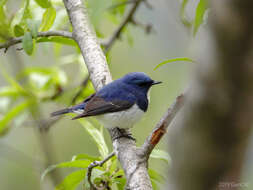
(41, 160, 92, 181)
(55, 170, 86, 190)
(148, 169, 166, 184)
(154, 57, 195, 70)
(79, 120, 109, 159)
(193, 0, 207, 35)
(39, 7, 56, 31)
(151, 179, 159, 190)
(14, 25, 25, 37)
(150, 149, 171, 165)
(11, 0, 32, 29)
(180, 0, 192, 28)
(26, 19, 40, 38)
(34, 0, 51, 9)
(22, 32, 34, 55)
(36, 36, 76, 46)
(0, 2, 11, 39)
(0, 100, 31, 134)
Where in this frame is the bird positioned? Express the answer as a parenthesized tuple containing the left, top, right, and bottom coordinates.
(51, 72, 161, 137)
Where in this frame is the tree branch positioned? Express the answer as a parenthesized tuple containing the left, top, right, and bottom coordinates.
(87, 152, 115, 189)
(63, 0, 112, 90)
(141, 93, 185, 157)
(62, 0, 180, 189)
(103, 0, 144, 53)
(0, 31, 73, 52)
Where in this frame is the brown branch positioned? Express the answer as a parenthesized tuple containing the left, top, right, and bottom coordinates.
(87, 152, 115, 190)
(103, 0, 144, 53)
(0, 31, 73, 52)
(141, 93, 185, 156)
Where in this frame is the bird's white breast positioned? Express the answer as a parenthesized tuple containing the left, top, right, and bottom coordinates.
(96, 104, 144, 129)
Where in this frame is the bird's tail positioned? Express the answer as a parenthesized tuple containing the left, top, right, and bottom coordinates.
(51, 102, 86, 117)
(51, 108, 71, 116)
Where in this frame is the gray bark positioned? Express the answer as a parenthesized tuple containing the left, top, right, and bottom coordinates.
(63, 0, 152, 189)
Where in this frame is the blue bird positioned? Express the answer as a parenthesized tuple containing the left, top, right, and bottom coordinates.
(51, 72, 161, 130)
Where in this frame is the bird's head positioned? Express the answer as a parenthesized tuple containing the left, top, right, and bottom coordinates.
(121, 72, 162, 92)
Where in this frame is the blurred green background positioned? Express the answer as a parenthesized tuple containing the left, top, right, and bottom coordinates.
(4, 0, 252, 190)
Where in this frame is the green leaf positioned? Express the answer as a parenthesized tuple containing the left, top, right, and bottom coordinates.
(11, 0, 32, 29)
(26, 19, 40, 38)
(180, 0, 192, 28)
(36, 36, 76, 46)
(193, 0, 207, 35)
(79, 120, 109, 159)
(0, 3, 11, 39)
(34, 0, 51, 8)
(22, 32, 34, 55)
(150, 149, 171, 165)
(151, 179, 159, 190)
(55, 170, 86, 190)
(154, 57, 195, 70)
(41, 160, 92, 181)
(14, 25, 25, 37)
(148, 169, 166, 184)
(0, 100, 31, 134)
(39, 7, 56, 31)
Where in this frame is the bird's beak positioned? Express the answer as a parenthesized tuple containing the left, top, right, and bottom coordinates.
(152, 81, 162, 85)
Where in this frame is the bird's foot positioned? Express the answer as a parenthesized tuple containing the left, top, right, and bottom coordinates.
(112, 128, 136, 142)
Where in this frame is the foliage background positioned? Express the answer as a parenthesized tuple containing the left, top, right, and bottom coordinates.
(0, 0, 252, 190)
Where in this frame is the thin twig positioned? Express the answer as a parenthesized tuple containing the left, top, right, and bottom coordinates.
(0, 31, 73, 52)
(87, 152, 115, 189)
(103, 0, 144, 53)
(141, 93, 185, 156)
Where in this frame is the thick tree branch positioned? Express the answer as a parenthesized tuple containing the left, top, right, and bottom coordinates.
(0, 31, 73, 52)
(103, 0, 144, 52)
(63, 0, 112, 90)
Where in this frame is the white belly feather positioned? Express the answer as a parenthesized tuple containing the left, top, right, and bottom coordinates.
(96, 104, 144, 129)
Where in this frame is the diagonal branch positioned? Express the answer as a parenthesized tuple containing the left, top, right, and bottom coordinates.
(0, 31, 73, 52)
(103, 0, 144, 52)
(141, 93, 185, 157)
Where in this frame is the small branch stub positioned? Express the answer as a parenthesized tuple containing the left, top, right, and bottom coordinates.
(87, 152, 115, 189)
